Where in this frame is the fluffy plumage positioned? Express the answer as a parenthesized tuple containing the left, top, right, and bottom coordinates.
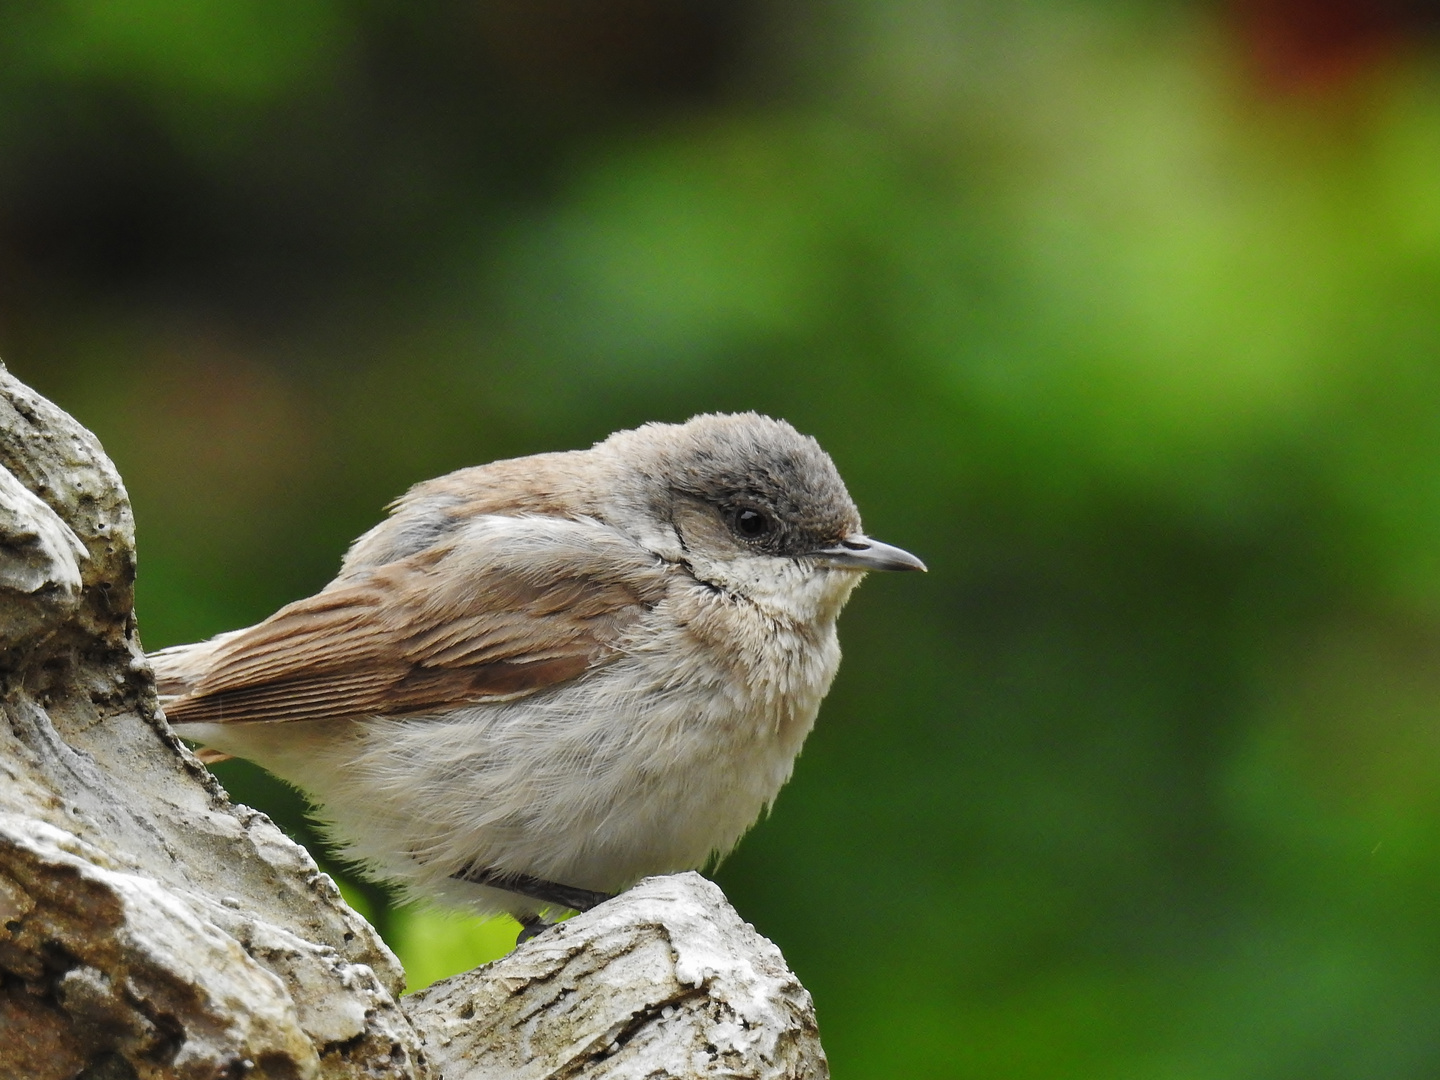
(153, 413, 921, 917)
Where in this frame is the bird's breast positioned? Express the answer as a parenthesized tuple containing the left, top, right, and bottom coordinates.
(626, 580, 844, 766)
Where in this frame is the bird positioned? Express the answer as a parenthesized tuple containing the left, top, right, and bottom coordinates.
(151, 412, 924, 936)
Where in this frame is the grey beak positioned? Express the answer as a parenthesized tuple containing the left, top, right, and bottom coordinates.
(809, 535, 927, 573)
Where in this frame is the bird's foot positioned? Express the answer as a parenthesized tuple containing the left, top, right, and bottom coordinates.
(515, 914, 553, 944)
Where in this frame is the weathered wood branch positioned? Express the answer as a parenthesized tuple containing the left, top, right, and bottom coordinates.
(408, 873, 825, 1079)
(0, 365, 829, 1080)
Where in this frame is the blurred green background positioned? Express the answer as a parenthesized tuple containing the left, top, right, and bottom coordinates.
(7, 0, 1440, 1074)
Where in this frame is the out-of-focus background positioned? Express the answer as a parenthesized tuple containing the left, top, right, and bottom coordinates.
(8, 0, 1440, 1074)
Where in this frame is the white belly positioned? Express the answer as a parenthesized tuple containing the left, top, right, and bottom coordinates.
(178, 613, 842, 915)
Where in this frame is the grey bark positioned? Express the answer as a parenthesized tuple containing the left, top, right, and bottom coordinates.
(407, 873, 825, 1079)
(0, 365, 829, 1080)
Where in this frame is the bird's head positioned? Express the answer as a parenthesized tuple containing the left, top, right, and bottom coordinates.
(595, 413, 924, 623)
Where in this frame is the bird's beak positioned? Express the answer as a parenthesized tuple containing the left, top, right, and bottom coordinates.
(808, 535, 927, 573)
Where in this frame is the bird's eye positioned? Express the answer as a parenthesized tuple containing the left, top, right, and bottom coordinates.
(732, 508, 774, 540)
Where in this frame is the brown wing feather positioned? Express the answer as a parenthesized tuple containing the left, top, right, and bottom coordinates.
(163, 517, 665, 727)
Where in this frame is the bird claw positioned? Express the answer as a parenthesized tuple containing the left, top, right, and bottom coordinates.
(515, 915, 554, 944)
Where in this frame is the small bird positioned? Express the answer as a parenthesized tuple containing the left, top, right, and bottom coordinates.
(152, 413, 923, 934)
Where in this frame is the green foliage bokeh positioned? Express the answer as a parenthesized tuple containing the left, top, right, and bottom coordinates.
(8, 1, 1440, 1075)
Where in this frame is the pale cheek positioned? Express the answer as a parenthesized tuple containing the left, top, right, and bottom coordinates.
(680, 550, 864, 625)
(799, 569, 864, 624)
(731, 560, 863, 625)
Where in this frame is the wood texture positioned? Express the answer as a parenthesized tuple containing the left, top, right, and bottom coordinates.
(406, 873, 829, 1080)
(0, 364, 423, 1080)
(0, 364, 830, 1080)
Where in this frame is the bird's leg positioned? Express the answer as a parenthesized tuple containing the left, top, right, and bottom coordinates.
(453, 864, 614, 946)
(452, 863, 615, 918)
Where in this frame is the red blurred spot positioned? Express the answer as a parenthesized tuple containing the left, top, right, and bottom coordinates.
(1228, 0, 1440, 94)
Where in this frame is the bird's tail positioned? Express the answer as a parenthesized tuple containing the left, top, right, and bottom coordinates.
(148, 630, 248, 763)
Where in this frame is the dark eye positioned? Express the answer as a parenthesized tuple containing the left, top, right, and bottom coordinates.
(732, 507, 774, 540)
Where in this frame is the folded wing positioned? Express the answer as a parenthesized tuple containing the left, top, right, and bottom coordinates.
(156, 515, 665, 727)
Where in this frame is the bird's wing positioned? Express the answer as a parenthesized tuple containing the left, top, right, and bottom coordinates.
(160, 515, 665, 727)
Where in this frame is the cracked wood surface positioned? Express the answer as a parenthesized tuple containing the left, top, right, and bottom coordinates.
(0, 364, 829, 1079)
(0, 364, 423, 1080)
(407, 873, 827, 1080)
